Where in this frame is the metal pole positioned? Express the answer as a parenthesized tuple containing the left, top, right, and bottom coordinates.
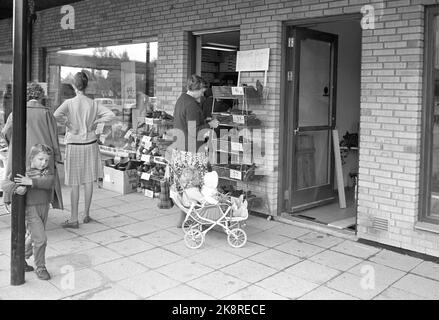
(11, 0, 28, 286)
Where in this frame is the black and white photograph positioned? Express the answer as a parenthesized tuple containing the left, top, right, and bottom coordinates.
(0, 0, 439, 306)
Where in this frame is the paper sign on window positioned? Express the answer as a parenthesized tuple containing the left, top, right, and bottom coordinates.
(230, 169, 242, 180)
(144, 189, 154, 198)
(141, 154, 151, 162)
(232, 115, 245, 124)
(141, 172, 151, 180)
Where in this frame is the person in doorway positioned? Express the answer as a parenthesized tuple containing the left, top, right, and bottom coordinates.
(2, 82, 63, 208)
(2, 144, 56, 280)
(54, 71, 115, 228)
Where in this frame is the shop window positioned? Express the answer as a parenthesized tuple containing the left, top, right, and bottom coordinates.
(422, 6, 439, 223)
(0, 53, 12, 128)
(47, 41, 157, 149)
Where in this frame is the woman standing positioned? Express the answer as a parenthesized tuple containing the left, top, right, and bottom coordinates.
(3, 82, 63, 209)
(172, 75, 219, 227)
(54, 72, 115, 228)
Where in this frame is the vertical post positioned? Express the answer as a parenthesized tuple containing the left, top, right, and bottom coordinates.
(11, 0, 28, 286)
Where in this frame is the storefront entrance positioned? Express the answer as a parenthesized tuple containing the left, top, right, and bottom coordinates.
(282, 18, 361, 231)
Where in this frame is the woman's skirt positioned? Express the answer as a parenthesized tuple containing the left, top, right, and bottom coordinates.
(64, 141, 103, 186)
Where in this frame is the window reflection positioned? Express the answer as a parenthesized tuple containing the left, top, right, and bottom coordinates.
(48, 42, 157, 149)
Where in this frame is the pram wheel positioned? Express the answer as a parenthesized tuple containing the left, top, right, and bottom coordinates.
(182, 218, 199, 234)
(227, 228, 247, 248)
(184, 228, 204, 249)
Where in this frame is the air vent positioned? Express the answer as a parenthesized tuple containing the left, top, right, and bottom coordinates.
(372, 217, 388, 231)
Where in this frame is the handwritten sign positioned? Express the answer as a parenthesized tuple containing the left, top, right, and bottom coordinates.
(232, 115, 245, 124)
(231, 86, 244, 95)
(230, 169, 242, 180)
(236, 48, 270, 72)
(141, 172, 151, 181)
(231, 142, 243, 152)
(144, 189, 154, 198)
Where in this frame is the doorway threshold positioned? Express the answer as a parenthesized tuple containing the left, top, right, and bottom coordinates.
(277, 212, 358, 241)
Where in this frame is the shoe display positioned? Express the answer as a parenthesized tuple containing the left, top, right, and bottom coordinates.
(24, 261, 34, 272)
(62, 220, 79, 229)
(35, 266, 51, 280)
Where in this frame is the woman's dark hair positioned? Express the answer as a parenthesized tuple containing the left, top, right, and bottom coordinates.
(73, 71, 88, 91)
(187, 74, 208, 92)
(27, 82, 45, 101)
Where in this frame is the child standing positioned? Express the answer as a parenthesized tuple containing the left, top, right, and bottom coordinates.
(2, 144, 55, 280)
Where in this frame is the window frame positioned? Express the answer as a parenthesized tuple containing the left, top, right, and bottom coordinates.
(421, 5, 439, 224)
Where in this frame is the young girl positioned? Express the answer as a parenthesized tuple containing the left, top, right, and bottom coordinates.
(2, 144, 55, 280)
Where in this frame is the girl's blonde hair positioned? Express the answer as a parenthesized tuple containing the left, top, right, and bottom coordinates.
(28, 144, 52, 163)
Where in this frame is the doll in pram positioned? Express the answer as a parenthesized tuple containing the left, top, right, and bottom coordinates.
(159, 150, 249, 249)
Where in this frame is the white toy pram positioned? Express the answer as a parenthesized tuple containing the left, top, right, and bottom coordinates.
(155, 150, 248, 249)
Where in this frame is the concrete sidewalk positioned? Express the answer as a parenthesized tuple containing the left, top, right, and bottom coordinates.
(1, 185, 439, 300)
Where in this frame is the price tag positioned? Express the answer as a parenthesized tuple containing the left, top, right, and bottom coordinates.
(230, 169, 242, 180)
(124, 129, 133, 139)
(141, 172, 151, 181)
(104, 174, 110, 182)
(231, 86, 244, 95)
(142, 135, 152, 143)
(145, 117, 154, 125)
(144, 189, 154, 198)
(141, 154, 151, 162)
(232, 115, 245, 124)
(95, 123, 105, 134)
(231, 142, 243, 152)
(144, 141, 152, 149)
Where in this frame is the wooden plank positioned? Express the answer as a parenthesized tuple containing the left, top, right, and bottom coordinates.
(332, 129, 346, 209)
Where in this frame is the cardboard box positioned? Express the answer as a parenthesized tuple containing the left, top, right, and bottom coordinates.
(103, 166, 139, 195)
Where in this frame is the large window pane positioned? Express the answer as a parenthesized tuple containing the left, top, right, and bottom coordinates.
(48, 42, 157, 149)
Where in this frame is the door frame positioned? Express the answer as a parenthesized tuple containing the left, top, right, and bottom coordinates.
(277, 14, 362, 216)
(287, 27, 338, 212)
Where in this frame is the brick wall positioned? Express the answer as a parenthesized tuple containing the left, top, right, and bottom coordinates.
(2, 0, 439, 256)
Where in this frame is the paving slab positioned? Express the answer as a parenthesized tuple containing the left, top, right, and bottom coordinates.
(308, 250, 363, 271)
(224, 285, 288, 300)
(93, 257, 149, 282)
(221, 259, 278, 284)
(255, 272, 319, 300)
(346, 261, 406, 288)
(149, 284, 215, 300)
(68, 283, 141, 300)
(187, 270, 249, 299)
(249, 248, 302, 270)
(118, 270, 180, 298)
(391, 274, 439, 299)
(130, 248, 182, 269)
(297, 232, 345, 249)
(410, 261, 439, 282)
(105, 238, 155, 256)
(275, 239, 326, 259)
(139, 229, 182, 247)
(299, 286, 359, 300)
(373, 287, 427, 300)
(156, 259, 214, 283)
(284, 260, 341, 285)
(369, 249, 423, 272)
(83, 228, 130, 245)
(326, 272, 389, 300)
(188, 248, 243, 269)
(331, 240, 382, 259)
